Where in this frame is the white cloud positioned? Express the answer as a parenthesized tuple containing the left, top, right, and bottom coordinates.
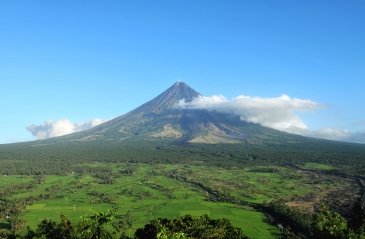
(303, 129, 365, 144)
(27, 118, 104, 140)
(305, 128, 351, 141)
(177, 95, 365, 144)
(347, 132, 365, 144)
(177, 94, 321, 133)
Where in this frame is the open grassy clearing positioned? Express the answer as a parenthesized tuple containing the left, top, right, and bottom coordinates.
(0, 175, 33, 187)
(302, 162, 336, 171)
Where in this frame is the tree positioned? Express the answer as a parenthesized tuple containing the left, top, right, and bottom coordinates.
(125, 210, 133, 238)
(135, 214, 248, 239)
(313, 204, 348, 239)
(77, 210, 116, 239)
(156, 227, 190, 239)
(25, 215, 75, 239)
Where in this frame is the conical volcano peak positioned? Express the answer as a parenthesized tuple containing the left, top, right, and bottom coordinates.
(170, 81, 195, 91)
(167, 81, 200, 98)
(133, 82, 201, 113)
(173, 81, 188, 87)
(160, 81, 201, 104)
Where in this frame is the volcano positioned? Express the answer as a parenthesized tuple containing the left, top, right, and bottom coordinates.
(55, 82, 313, 145)
(2, 81, 365, 170)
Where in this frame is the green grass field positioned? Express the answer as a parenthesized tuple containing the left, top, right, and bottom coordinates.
(1, 163, 347, 239)
(302, 162, 336, 171)
(0, 175, 33, 187)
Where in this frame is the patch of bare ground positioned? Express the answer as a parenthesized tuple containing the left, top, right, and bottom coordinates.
(323, 183, 361, 219)
(285, 170, 361, 217)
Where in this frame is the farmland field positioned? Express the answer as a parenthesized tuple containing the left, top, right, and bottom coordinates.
(0, 162, 354, 239)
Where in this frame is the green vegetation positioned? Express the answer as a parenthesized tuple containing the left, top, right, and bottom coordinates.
(135, 214, 248, 239)
(1, 139, 365, 238)
(302, 163, 335, 171)
(16, 212, 248, 239)
(0, 163, 280, 238)
(1, 160, 360, 238)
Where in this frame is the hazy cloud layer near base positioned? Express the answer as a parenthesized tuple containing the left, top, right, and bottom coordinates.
(27, 119, 104, 139)
(304, 129, 365, 144)
(306, 128, 350, 140)
(177, 94, 365, 143)
(26, 94, 365, 143)
(177, 94, 320, 132)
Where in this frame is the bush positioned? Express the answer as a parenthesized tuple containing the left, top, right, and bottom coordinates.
(135, 214, 249, 239)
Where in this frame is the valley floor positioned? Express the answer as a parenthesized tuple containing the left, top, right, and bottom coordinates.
(1, 162, 358, 239)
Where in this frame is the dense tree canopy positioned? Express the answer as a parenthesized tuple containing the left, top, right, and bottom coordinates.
(15, 212, 248, 239)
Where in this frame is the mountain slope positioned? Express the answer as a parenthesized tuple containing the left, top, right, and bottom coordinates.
(1, 81, 365, 175)
(130, 81, 201, 114)
(52, 82, 326, 145)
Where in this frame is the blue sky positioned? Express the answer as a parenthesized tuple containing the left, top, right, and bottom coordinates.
(0, 1, 364, 143)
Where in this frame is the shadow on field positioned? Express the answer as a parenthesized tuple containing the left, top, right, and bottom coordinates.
(0, 222, 10, 229)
